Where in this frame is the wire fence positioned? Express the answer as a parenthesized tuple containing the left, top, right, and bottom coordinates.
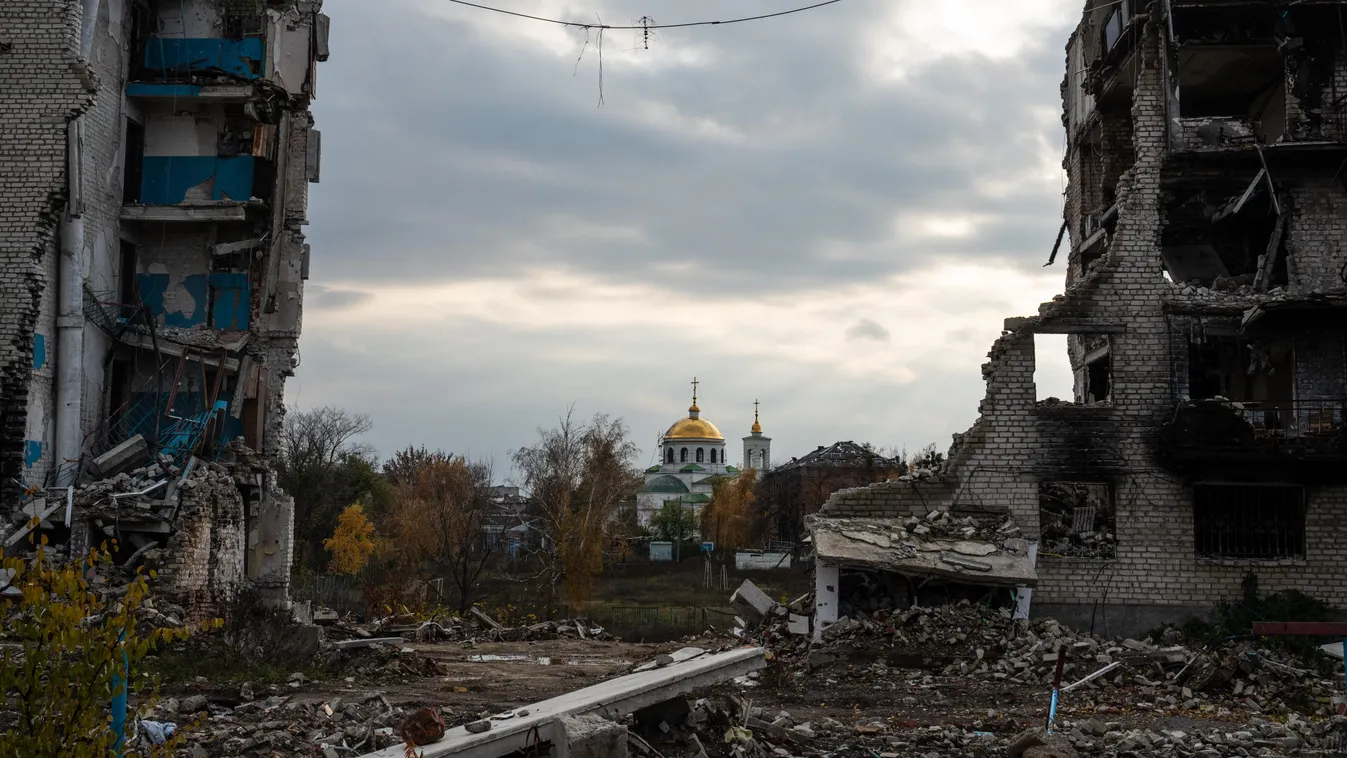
(290, 572, 366, 616)
(286, 573, 750, 641)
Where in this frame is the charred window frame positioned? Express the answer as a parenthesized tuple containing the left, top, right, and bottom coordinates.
(1193, 484, 1305, 559)
(1039, 481, 1116, 559)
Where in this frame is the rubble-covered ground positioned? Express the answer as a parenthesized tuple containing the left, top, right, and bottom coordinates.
(120, 598, 1347, 758)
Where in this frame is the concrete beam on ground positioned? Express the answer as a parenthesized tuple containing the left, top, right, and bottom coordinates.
(332, 637, 403, 650)
(356, 646, 767, 758)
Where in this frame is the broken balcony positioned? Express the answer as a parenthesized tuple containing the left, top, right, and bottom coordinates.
(1162, 398, 1347, 473)
(129, 1, 328, 96)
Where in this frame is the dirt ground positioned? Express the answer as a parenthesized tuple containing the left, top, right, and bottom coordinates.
(182, 636, 1255, 738)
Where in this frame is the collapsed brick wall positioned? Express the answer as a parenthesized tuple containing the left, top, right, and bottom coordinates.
(820, 480, 954, 520)
(158, 465, 246, 622)
(0, 0, 97, 500)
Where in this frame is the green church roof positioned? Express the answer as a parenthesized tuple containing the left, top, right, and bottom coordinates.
(680, 464, 706, 472)
(644, 475, 690, 494)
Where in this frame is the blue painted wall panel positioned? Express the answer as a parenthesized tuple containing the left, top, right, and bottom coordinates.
(32, 334, 46, 370)
(140, 156, 255, 204)
(144, 37, 263, 79)
(135, 273, 210, 327)
(211, 157, 255, 201)
(209, 273, 251, 330)
(125, 83, 203, 98)
(23, 440, 42, 469)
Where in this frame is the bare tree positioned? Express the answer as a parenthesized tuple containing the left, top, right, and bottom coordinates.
(512, 410, 639, 610)
(276, 406, 377, 571)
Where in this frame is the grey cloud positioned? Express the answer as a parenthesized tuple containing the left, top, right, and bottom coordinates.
(294, 0, 1077, 474)
(305, 284, 374, 310)
(308, 0, 1072, 296)
(846, 318, 891, 342)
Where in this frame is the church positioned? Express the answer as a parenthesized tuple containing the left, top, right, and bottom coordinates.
(635, 379, 772, 528)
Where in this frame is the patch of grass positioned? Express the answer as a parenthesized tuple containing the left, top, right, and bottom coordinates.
(146, 638, 332, 688)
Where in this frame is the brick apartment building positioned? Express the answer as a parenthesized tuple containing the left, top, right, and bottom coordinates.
(0, 0, 328, 605)
(812, 0, 1347, 636)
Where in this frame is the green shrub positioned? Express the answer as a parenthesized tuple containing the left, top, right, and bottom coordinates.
(0, 540, 192, 757)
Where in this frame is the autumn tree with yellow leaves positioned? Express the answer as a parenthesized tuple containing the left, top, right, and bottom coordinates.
(323, 504, 379, 575)
(0, 541, 195, 757)
(701, 468, 757, 550)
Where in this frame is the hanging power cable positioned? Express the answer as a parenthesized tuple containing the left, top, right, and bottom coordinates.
(439, 0, 843, 30)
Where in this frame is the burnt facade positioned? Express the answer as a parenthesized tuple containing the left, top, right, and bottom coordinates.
(816, 0, 1347, 635)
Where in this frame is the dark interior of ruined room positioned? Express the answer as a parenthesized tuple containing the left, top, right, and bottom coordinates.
(1187, 335, 1294, 406)
(1161, 179, 1287, 288)
(837, 568, 1015, 618)
(1172, 3, 1346, 142)
(1038, 481, 1116, 558)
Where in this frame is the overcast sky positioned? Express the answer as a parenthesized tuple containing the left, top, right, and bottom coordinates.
(291, 0, 1081, 474)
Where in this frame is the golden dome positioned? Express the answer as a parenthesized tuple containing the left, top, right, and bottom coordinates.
(750, 399, 762, 434)
(665, 416, 724, 441)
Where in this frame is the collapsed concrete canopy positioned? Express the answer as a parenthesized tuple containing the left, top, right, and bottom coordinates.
(807, 516, 1037, 588)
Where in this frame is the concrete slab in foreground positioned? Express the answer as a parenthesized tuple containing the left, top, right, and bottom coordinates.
(357, 646, 766, 758)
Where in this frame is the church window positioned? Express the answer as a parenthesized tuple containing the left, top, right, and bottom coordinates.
(680, 448, 688, 463)
(696, 448, 705, 463)
(710, 449, 717, 463)
(666, 448, 674, 464)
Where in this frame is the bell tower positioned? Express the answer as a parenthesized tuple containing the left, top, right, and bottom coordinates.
(741, 400, 772, 472)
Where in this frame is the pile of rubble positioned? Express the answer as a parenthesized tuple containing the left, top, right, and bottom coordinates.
(895, 507, 1021, 544)
(322, 607, 615, 646)
(142, 688, 451, 756)
(657, 695, 1347, 758)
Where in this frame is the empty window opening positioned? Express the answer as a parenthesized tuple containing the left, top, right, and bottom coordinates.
(1039, 482, 1116, 558)
(710, 449, 717, 464)
(1193, 484, 1304, 559)
(1035, 334, 1074, 402)
(666, 448, 674, 464)
(1188, 336, 1294, 408)
(696, 448, 705, 464)
(680, 448, 688, 463)
(1087, 356, 1112, 403)
(1177, 46, 1283, 120)
(1073, 334, 1112, 404)
(118, 240, 138, 313)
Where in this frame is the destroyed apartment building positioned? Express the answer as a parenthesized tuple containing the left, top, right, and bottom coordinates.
(810, 0, 1347, 638)
(0, 0, 328, 613)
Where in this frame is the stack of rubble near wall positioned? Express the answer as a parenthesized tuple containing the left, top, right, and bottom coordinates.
(4, 442, 288, 622)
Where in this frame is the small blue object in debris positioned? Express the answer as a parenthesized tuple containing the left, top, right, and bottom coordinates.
(138, 720, 177, 745)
